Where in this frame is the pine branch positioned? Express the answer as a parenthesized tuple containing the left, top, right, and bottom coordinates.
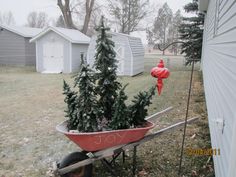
(128, 86, 156, 126)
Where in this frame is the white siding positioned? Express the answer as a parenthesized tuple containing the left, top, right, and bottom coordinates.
(36, 31, 70, 73)
(0, 29, 26, 65)
(128, 37, 144, 75)
(202, 0, 236, 176)
(111, 34, 132, 75)
(87, 36, 97, 67)
(71, 44, 89, 72)
(24, 37, 36, 66)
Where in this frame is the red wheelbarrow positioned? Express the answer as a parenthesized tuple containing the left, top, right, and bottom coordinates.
(53, 107, 198, 177)
(56, 120, 154, 152)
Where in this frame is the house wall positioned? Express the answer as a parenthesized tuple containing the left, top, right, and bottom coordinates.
(35, 31, 70, 73)
(201, 0, 236, 177)
(71, 43, 89, 72)
(0, 28, 26, 65)
(128, 37, 144, 76)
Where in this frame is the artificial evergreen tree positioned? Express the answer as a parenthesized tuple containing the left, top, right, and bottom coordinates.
(94, 16, 121, 121)
(110, 84, 130, 130)
(63, 80, 78, 130)
(129, 86, 156, 126)
(178, 0, 204, 65)
(74, 62, 101, 132)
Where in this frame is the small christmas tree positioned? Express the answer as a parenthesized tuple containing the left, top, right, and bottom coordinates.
(94, 16, 121, 121)
(129, 86, 156, 126)
(110, 84, 130, 130)
(63, 80, 78, 130)
(62, 16, 161, 133)
(74, 62, 101, 132)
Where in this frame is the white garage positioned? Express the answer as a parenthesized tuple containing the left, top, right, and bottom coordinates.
(30, 26, 90, 73)
(87, 32, 144, 76)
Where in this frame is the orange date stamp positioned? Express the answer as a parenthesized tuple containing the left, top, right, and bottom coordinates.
(186, 148, 220, 156)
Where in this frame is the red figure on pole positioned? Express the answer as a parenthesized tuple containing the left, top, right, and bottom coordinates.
(151, 60, 170, 95)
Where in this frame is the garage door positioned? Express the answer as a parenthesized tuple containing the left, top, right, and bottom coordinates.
(43, 42, 63, 73)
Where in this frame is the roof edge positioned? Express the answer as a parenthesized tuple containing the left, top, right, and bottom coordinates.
(0, 24, 32, 37)
(30, 26, 90, 44)
(108, 32, 141, 39)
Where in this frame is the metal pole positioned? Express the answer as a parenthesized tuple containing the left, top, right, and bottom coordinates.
(157, 41, 197, 175)
(178, 60, 195, 175)
(132, 146, 137, 176)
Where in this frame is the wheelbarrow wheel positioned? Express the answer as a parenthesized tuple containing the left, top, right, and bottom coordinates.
(59, 151, 93, 177)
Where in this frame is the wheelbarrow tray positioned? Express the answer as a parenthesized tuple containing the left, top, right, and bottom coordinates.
(56, 120, 155, 152)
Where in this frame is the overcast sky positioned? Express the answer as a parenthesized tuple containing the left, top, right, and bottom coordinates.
(0, 0, 191, 26)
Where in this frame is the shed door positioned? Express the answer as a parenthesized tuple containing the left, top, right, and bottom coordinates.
(43, 42, 63, 73)
(115, 44, 124, 75)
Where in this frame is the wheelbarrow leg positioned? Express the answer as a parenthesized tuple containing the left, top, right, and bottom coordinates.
(132, 146, 137, 177)
(122, 151, 125, 164)
(101, 159, 118, 177)
(111, 151, 122, 165)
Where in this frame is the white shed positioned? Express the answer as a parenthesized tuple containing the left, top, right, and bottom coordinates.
(87, 32, 144, 76)
(30, 26, 90, 73)
(200, 0, 236, 177)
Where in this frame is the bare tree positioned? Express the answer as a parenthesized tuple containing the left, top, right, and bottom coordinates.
(27, 12, 49, 28)
(108, 0, 149, 34)
(85, 5, 102, 36)
(147, 2, 173, 55)
(57, 0, 77, 29)
(55, 15, 66, 27)
(0, 11, 15, 25)
(57, 0, 96, 34)
(82, 0, 95, 34)
(168, 10, 182, 54)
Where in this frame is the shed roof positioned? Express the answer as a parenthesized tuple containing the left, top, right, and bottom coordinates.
(30, 26, 90, 44)
(108, 31, 140, 39)
(0, 24, 42, 37)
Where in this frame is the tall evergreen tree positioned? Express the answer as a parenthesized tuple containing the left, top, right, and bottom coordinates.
(63, 80, 78, 130)
(74, 62, 101, 132)
(110, 84, 130, 130)
(94, 16, 121, 121)
(178, 0, 204, 65)
(128, 86, 156, 126)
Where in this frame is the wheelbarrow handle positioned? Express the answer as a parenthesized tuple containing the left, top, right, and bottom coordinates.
(145, 106, 174, 122)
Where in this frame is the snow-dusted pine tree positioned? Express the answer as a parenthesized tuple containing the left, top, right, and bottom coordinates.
(110, 84, 130, 130)
(74, 62, 102, 132)
(94, 16, 121, 121)
(63, 80, 78, 130)
(129, 86, 156, 126)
